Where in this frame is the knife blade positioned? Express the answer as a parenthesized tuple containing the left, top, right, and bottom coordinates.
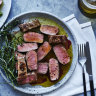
(85, 42, 95, 96)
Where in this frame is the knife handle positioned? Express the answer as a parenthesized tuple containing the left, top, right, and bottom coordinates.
(89, 75, 95, 96)
(82, 69, 87, 96)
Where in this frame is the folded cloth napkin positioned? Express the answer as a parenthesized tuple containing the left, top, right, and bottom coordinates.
(41, 14, 96, 96)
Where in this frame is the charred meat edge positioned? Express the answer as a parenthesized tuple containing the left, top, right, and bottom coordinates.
(48, 35, 71, 49)
(17, 72, 37, 85)
(19, 19, 41, 32)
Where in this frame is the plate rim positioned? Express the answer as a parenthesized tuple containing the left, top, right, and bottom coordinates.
(0, 11, 78, 94)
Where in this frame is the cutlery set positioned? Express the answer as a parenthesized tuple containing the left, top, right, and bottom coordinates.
(78, 42, 95, 96)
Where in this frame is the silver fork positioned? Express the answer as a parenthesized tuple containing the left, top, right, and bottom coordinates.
(78, 44, 87, 96)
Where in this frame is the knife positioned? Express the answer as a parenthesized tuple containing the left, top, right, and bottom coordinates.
(85, 42, 95, 96)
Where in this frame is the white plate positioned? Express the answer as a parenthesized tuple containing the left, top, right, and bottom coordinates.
(0, 12, 78, 94)
(0, 0, 11, 28)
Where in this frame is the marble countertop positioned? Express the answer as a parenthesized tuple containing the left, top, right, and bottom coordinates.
(0, 0, 96, 96)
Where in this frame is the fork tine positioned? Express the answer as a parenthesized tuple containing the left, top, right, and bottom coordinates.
(80, 44, 82, 57)
(78, 44, 80, 57)
(78, 44, 85, 57)
(82, 44, 84, 57)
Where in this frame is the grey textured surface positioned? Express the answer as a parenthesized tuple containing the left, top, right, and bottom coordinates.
(0, 0, 96, 96)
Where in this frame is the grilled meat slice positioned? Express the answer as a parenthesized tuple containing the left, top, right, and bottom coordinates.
(40, 25, 59, 35)
(17, 43, 38, 52)
(53, 44, 70, 65)
(49, 35, 71, 49)
(37, 62, 48, 74)
(16, 53, 27, 78)
(37, 41, 51, 61)
(26, 50, 37, 71)
(18, 60, 27, 77)
(15, 52, 25, 60)
(23, 32, 44, 43)
(49, 58, 59, 81)
(19, 19, 41, 32)
(17, 72, 37, 85)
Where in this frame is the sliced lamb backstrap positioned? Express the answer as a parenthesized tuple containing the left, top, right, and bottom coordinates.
(15, 52, 27, 78)
(26, 50, 37, 71)
(40, 25, 59, 35)
(37, 62, 48, 74)
(23, 32, 44, 43)
(17, 72, 37, 85)
(49, 58, 59, 81)
(37, 41, 51, 61)
(49, 35, 71, 49)
(19, 19, 41, 32)
(53, 44, 70, 65)
(17, 43, 38, 52)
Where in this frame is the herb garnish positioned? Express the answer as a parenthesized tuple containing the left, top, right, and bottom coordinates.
(0, 20, 23, 86)
(0, 11, 2, 16)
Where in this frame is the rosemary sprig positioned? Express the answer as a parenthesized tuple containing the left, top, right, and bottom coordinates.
(0, 20, 23, 86)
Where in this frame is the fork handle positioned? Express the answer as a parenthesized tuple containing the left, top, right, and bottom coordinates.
(82, 69, 87, 96)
